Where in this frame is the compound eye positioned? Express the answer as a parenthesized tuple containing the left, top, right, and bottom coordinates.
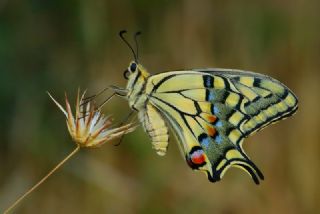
(130, 63, 137, 72)
(123, 69, 130, 79)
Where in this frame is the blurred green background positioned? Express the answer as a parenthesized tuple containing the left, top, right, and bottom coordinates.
(0, 0, 319, 213)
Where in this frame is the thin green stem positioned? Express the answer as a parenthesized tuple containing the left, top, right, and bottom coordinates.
(3, 145, 81, 214)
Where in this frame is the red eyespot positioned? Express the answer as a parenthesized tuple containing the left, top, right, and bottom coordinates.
(191, 150, 206, 165)
(186, 147, 207, 169)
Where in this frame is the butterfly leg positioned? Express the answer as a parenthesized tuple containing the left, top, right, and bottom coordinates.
(113, 110, 136, 146)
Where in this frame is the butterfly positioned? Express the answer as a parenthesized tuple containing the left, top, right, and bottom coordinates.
(111, 31, 298, 184)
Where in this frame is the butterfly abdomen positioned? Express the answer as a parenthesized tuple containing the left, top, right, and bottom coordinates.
(139, 103, 169, 156)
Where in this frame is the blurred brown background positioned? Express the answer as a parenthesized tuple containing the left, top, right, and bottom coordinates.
(0, 0, 319, 213)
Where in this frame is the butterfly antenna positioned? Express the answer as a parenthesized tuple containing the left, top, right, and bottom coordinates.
(134, 31, 141, 63)
(119, 30, 138, 62)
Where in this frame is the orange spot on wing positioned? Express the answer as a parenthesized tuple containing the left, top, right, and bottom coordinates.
(207, 115, 217, 123)
(207, 126, 216, 137)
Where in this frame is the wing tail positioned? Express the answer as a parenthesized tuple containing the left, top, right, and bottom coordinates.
(209, 148, 264, 184)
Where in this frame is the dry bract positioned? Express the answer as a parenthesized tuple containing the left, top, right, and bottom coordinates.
(47, 89, 136, 148)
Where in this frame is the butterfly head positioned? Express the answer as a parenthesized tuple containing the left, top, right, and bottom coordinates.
(119, 31, 150, 80)
(119, 31, 151, 109)
(123, 61, 150, 80)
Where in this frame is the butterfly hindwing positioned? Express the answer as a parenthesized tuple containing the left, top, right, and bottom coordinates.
(125, 61, 298, 184)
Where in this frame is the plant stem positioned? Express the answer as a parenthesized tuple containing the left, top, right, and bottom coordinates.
(3, 145, 80, 214)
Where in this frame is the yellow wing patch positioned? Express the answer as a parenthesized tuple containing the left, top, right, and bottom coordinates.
(153, 93, 198, 115)
(152, 74, 204, 93)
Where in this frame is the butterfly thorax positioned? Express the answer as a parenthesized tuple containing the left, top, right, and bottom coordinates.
(125, 62, 150, 111)
(125, 61, 170, 156)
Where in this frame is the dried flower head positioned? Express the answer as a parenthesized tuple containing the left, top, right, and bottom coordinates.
(47, 89, 136, 148)
(3, 89, 137, 214)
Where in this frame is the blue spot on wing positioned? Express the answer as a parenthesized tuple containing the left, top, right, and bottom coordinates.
(215, 135, 222, 144)
(203, 75, 213, 87)
(208, 91, 215, 101)
(206, 78, 211, 87)
(200, 137, 210, 149)
(215, 121, 223, 127)
(212, 105, 219, 114)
